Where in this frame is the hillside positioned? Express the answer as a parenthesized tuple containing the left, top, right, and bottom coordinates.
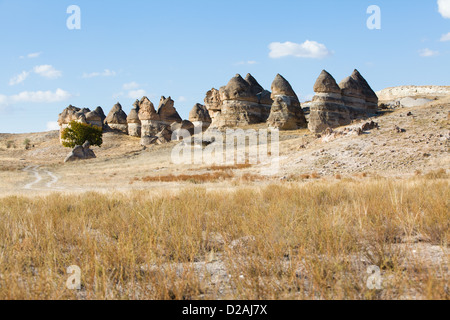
(376, 85, 450, 101)
(0, 96, 448, 196)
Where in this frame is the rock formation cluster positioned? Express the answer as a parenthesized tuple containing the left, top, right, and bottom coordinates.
(58, 105, 106, 140)
(203, 73, 274, 128)
(308, 70, 378, 133)
(58, 69, 379, 152)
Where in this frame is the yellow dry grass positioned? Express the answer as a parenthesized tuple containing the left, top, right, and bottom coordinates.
(0, 177, 448, 300)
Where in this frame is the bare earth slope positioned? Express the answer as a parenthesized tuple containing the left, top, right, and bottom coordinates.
(0, 97, 448, 196)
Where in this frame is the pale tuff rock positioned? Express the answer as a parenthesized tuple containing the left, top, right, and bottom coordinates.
(138, 96, 183, 137)
(58, 105, 105, 140)
(204, 88, 222, 126)
(189, 103, 211, 131)
(127, 100, 141, 137)
(320, 120, 379, 142)
(267, 74, 307, 130)
(138, 96, 159, 121)
(271, 74, 298, 99)
(207, 73, 272, 128)
(245, 73, 273, 106)
(157, 96, 182, 124)
(219, 74, 257, 103)
(105, 102, 128, 133)
(313, 70, 341, 94)
(140, 126, 173, 146)
(138, 96, 163, 137)
(58, 105, 87, 127)
(351, 69, 378, 109)
(85, 107, 105, 128)
(171, 120, 195, 140)
(376, 85, 450, 101)
(64, 141, 96, 163)
(267, 96, 307, 130)
(204, 88, 222, 112)
(308, 69, 379, 133)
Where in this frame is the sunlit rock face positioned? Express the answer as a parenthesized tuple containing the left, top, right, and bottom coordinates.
(267, 74, 307, 130)
(205, 74, 273, 129)
(105, 103, 128, 133)
(309, 69, 379, 133)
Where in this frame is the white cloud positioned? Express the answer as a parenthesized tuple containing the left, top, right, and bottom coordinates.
(0, 89, 72, 110)
(269, 40, 332, 59)
(8, 65, 62, 85)
(27, 52, 42, 59)
(440, 32, 450, 41)
(46, 121, 60, 131)
(9, 89, 72, 104)
(419, 48, 439, 57)
(438, 0, 450, 18)
(9, 71, 30, 86)
(20, 52, 42, 59)
(178, 96, 187, 102)
(33, 65, 62, 79)
(82, 69, 116, 78)
(128, 89, 146, 99)
(235, 60, 258, 65)
(123, 81, 140, 90)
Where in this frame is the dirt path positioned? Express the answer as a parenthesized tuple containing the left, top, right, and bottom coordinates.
(23, 165, 60, 190)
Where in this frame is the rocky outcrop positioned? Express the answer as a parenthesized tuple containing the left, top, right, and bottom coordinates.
(189, 103, 211, 131)
(204, 88, 222, 126)
(141, 126, 173, 146)
(105, 103, 128, 133)
(64, 141, 96, 163)
(157, 96, 182, 124)
(376, 86, 450, 101)
(267, 74, 307, 130)
(58, 105, 106, 140)
(351, 70, 378, 110)
(308, 69, 379, 133)
(85, 107, 106, 128)
(138, 96, 163, 137)
(171, 120, 195, 140)
(127, 100, 141, 137)
(206, 73, 273, 128)
(138, 96, 183, 137)
(58, 105, 87, 128)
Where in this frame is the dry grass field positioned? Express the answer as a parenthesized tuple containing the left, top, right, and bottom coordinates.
(0, 176, 448, 300)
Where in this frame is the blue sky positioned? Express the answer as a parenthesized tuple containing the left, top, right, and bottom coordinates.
(0, 0, 449, 133)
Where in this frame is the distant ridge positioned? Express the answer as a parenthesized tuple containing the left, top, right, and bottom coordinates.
(376, 86, 450, 101)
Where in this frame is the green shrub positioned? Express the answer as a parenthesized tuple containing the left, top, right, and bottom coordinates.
(61, 121, 103, 148)
(23, 139, 31, 150)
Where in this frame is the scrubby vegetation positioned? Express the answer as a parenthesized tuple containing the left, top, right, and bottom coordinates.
(61, 121, 103, 148)
(0, 178, 448, 300)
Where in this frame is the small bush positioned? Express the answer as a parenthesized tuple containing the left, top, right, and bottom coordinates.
(61, 121, 103, 148)
(23, 139, 31, 150)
